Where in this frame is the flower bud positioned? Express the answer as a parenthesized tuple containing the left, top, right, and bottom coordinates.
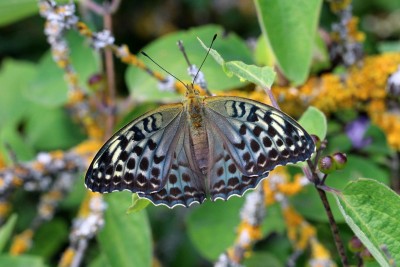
(88, 73, 105, 91)
(360, 249, 374, 261)
(311, 134, 321, 149)
(332, 152, 347, 170)
(318, 156, 335, 174)
(348, 236, 363, 252)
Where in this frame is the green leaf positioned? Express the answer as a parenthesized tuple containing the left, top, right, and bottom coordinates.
(30, 219, 69, 260)
(98, 192, 152, 267)
(260, 204, 286, 236)
(126, 194, 150, 214)
(243, 252, 283, 267)
(0, 255, 47, 267)
(60, 174, 87, 209)
(25, 104, 85, 150)
(334, 179, 400, 266)
(26, 52, 67, 107)
(0, 123, 36, 162)
(187, 197, 244, 260)
(27, 32, 98, 107)
(254, 0, 323, 84)
(0, 0, 79, 26)
(0, 0, 37, 26)
(0, 59, 36, 129)
(198, 37, 276, 87)
(126, 25, 253, 102)
(0, 214, 17, 252)
(327, 134, 353, 154)
(298, 106, 327, 140)
(254, 35, 275, 66)
(362, 125, 393, 156)
(89, 254, 111, 267)
(310, 33, 331, 74)
(378, 41, 400, 53)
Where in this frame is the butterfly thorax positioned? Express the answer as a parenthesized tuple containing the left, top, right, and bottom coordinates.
(185, 94, 209, 175)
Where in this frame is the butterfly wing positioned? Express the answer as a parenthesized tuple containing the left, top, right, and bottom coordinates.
(206, 121, 270, 201)
(85, 103, 186, 194)
(138, 122, 207, 208)
(204, 96, 315, 200)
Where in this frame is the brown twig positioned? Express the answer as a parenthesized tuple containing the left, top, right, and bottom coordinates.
(103, 7, 116, 138)
(83, 0, 121, 15)
(266, 78, 347, 265)
(307, 159, 349, 267)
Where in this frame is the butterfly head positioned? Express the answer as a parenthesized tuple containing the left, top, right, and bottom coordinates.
(185, 83, 200, 98)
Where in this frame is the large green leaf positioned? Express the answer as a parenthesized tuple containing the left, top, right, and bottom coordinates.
(0, 59, 36, 129)
(30, 219, 69, 260)
(27, 32, 99, 107)
(0, 0, 37, 26)
(0, 214, 17, 252)
(186, 197, 244, 260)
(126, 25, 253, 102)
(97, 192, 152, 267)
(0, 123, 36, 161)
(243, 252, 283, 267)
(254, 0, 322, 84)
(89, 254, 111, 267)
(25, 104, 85, 151)
(334, 179, 400, 266)
(0, 255, 47, 267)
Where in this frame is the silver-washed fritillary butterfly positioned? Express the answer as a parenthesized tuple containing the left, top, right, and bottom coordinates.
(85, 37, 315, 208)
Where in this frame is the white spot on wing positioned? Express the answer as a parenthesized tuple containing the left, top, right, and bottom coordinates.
(108, 140, 120, 154)
(112, 146, 122, 164)
(271, 113, 285, 126)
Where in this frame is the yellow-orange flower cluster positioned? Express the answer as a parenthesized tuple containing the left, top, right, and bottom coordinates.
(263, 167, 307, 205)
(271, 52, 400, 150)
(284, 205, 316, 250)
(10, 229, 33, 255)
(329, 0, 352, 14)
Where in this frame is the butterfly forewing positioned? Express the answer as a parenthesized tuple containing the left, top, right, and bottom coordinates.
(85, 103, 185, 194)
(204, 96, 315, 179)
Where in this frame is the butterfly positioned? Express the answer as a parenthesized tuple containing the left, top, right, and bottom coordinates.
(85, 85, 315, 208)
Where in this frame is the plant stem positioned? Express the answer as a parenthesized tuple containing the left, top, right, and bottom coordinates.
(263, 86, 280, 109)
(103, 11, 116, 138)
(307, 160, 349, 266)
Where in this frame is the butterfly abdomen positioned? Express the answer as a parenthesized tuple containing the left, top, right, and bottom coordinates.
(186, 96, 209, 174)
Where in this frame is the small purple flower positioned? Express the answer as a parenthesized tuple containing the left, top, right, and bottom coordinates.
(345, 116, 372, 149)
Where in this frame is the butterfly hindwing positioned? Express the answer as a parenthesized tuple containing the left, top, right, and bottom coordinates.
(85, 103, 185, 194)
(206, 121, 270, 201)
(204, 96, 315, 177)
(138, 123, 207, 208)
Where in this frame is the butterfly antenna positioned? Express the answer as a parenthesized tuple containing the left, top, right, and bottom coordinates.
(177, 40, 192, 67)
(141, 51, 187, 88)
(192, 34, 217, 87)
